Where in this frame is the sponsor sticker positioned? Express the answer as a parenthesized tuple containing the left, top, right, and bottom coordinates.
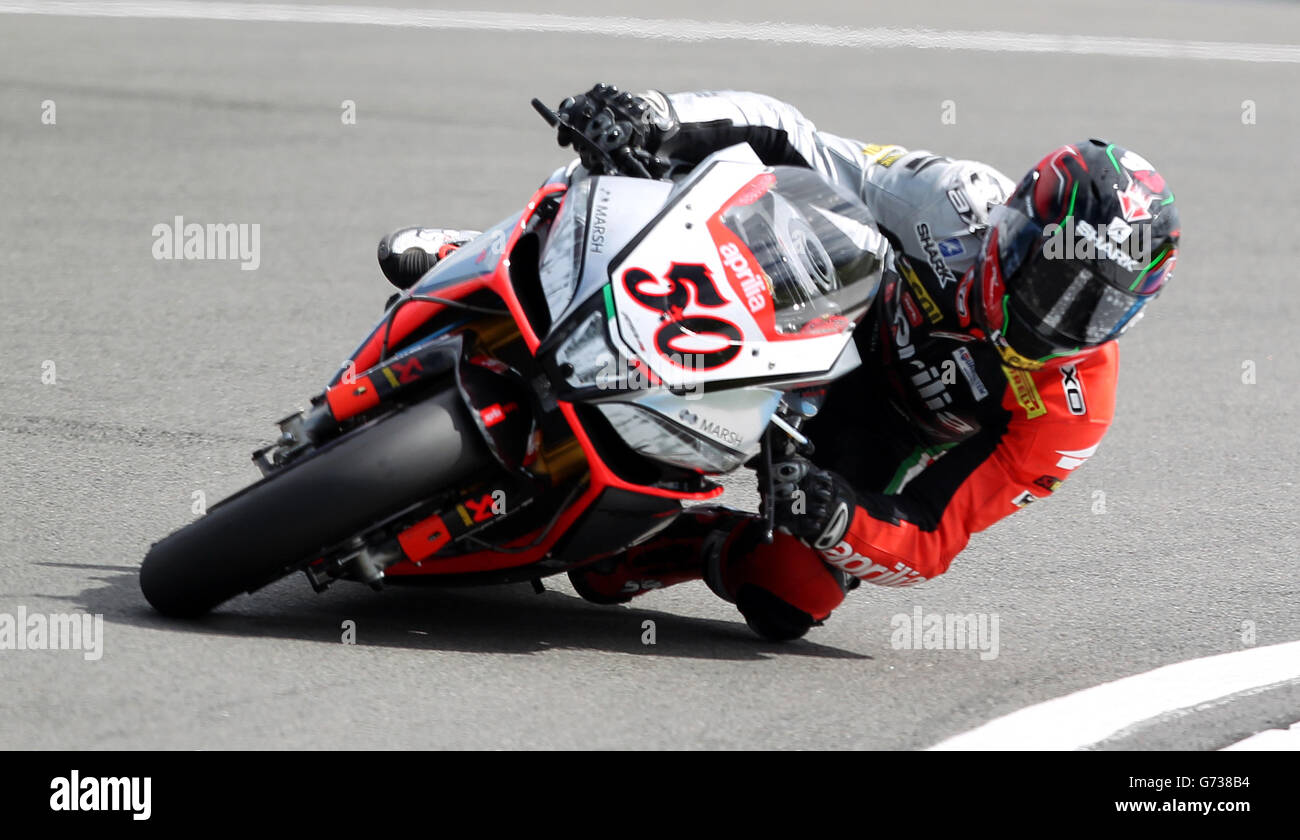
(863, 143, 907, 167)
(1011, 490, 1039, 508)
(916, 223, 958, 288)
(901, 291, 923, 326)
(1002, 366, 1047, 419)
(994, 335, 1046, 371)
(1119, 149, 1155, 172)
(1034, 475, 1063, 493)
(952, 346, 988, 401)
(1117, 181, 1154, 222)
(1042, 217, 1148, 269)
(1060, 364, 1087, 415)
(717, 241, 767, 313)
(954, 272, 973, 326)
(821, 541, 926, 587)
(900, 259, 942, 324)
(947, 186, 976, 226)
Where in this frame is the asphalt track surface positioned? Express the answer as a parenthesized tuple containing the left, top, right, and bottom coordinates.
(0, 0, 1297, 750)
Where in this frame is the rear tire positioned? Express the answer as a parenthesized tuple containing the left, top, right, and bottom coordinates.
(140, 387, 490, 617)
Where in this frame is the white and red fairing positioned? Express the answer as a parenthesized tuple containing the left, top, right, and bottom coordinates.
(604, 147, 888, 389)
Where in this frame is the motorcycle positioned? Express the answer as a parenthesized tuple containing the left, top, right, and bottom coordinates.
(139, 99, 892, 622)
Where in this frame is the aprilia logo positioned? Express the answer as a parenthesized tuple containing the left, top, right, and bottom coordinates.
(718, 241, 766, 313)
(821, 542, 926, 587)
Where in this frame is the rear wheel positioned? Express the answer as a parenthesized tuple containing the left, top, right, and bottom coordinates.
(140, 387, 490, 617)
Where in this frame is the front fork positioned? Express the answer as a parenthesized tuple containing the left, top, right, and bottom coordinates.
(756, 392, 823, 542)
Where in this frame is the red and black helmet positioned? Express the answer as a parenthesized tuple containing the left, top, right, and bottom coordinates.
(973, 139, 1180, 369)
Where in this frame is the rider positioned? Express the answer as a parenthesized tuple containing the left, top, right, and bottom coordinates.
(378, 85, 1180, 641)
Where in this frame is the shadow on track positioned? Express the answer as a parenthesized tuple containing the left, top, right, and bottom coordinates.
(48, 563, 871, 663)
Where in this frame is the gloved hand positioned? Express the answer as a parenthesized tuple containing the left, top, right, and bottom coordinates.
(758, 452, 857, 551)
(554, 83, 674, 177)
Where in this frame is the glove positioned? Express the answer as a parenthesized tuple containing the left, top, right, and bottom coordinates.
(758, 453, 857, 551)
(554, 83, 674, 177)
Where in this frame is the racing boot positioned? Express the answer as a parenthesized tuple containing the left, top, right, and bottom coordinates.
(377, 227, 480, 290)
(567, 505, 752, 605)
(569, 505, 853, 642)
(712, 529, 854, 642)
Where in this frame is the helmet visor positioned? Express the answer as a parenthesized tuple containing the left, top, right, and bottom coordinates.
(1014, 259, 1144, 345)
(991, 202, 1147, 354)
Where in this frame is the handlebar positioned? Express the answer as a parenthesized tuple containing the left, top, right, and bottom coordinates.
(531, 97, 659, 179)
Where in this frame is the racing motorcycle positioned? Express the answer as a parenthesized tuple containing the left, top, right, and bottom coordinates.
(139, 99, 892, 619)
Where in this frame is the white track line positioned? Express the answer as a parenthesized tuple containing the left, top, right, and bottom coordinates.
(929, 640, 1300, 751)
(2, 1, 1299, 64)
(1221, 720, 1300, 751)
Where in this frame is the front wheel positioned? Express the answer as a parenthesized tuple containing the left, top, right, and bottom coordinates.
(140, 387, 491, 617)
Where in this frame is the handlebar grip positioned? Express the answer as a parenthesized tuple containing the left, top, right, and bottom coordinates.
(530, 98, 560, 127)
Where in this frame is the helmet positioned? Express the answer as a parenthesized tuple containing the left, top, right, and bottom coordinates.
(973, 140, 1180, 369)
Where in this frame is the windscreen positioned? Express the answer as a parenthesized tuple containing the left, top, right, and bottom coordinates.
(712, 167, 886, 336)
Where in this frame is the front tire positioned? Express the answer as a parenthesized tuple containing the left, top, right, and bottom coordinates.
(140, 387, 490, 618)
